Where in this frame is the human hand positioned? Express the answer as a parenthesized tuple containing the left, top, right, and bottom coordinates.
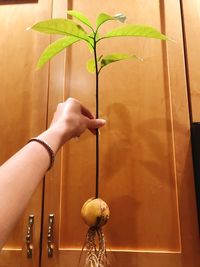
(49, 98, 106, 145)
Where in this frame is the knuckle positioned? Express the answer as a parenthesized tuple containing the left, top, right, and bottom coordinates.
(57, 103, 63, 109)
(67, 97, 75, 102)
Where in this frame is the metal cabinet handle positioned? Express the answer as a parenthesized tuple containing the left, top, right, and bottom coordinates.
(47, 214, 54, 257)
(26, 214, 34, 258)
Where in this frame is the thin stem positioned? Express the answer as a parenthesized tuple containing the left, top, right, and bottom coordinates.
(93, 33, 99, 199)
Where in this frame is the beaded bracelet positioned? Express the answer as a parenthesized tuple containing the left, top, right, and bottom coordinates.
(28, 137, 55, 171)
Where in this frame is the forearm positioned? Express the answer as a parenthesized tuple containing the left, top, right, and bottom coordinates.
(0, 127, 67, 248)
(0, 97, 105, 249)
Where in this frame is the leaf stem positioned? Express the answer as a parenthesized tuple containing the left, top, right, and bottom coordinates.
(93, 33, 99, 199)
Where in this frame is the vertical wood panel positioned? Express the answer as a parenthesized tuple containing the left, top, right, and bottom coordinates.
(163, 1, 200, 265)
(0, 1, 52, 266)
(180, 0, 200, 122)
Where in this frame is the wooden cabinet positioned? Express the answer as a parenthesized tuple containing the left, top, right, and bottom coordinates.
(180, 0, 200, 122)
(0, 1, 51, 267)
(0, 0, 200, 267)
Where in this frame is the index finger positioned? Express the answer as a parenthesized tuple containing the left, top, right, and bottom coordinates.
(81, 104, 94, 120)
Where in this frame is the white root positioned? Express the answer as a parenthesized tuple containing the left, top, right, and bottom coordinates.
(84, 227, 107, 267)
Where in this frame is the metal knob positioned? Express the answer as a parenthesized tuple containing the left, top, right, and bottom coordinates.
(47, 214, 54, 257)
(26, 214, 34, 258)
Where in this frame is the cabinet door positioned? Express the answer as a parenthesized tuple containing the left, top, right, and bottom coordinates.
(180, 0, 200, 122)
(0, 1, 51, 266)
(41, 0, 200, 266)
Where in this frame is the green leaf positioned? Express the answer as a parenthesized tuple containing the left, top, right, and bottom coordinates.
(87, 32, 96, 48)
(67, 10, 94, 30)
(86, 55, 103, 73)
(100, 53, 137, 70)
(96, 12, 126, 30)
(96, 13, 115, 29)
(104, 25, 168, 40)
(86, 58, 95, 73)
(31, 18, 89, 42)
(37, 36, 80, 69)
(87, 42, 94, 53)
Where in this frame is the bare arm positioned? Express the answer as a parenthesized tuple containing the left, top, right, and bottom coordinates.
(0, 98, 105, 249)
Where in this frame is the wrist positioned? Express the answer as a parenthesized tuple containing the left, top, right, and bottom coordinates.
(37, 126, 69, 154)
(28, 137, 55, 171)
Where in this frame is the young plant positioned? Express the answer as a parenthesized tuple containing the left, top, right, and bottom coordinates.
(30, 10, 168, 267)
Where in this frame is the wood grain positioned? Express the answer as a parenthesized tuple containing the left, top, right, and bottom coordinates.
(0, 1, 51, 266)
(180, 0, 200, 122)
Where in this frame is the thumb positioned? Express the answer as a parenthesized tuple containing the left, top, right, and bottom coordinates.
(87, 119, 106, 134)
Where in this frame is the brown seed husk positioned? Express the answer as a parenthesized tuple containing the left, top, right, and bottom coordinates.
(81, 198, 110, 227)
